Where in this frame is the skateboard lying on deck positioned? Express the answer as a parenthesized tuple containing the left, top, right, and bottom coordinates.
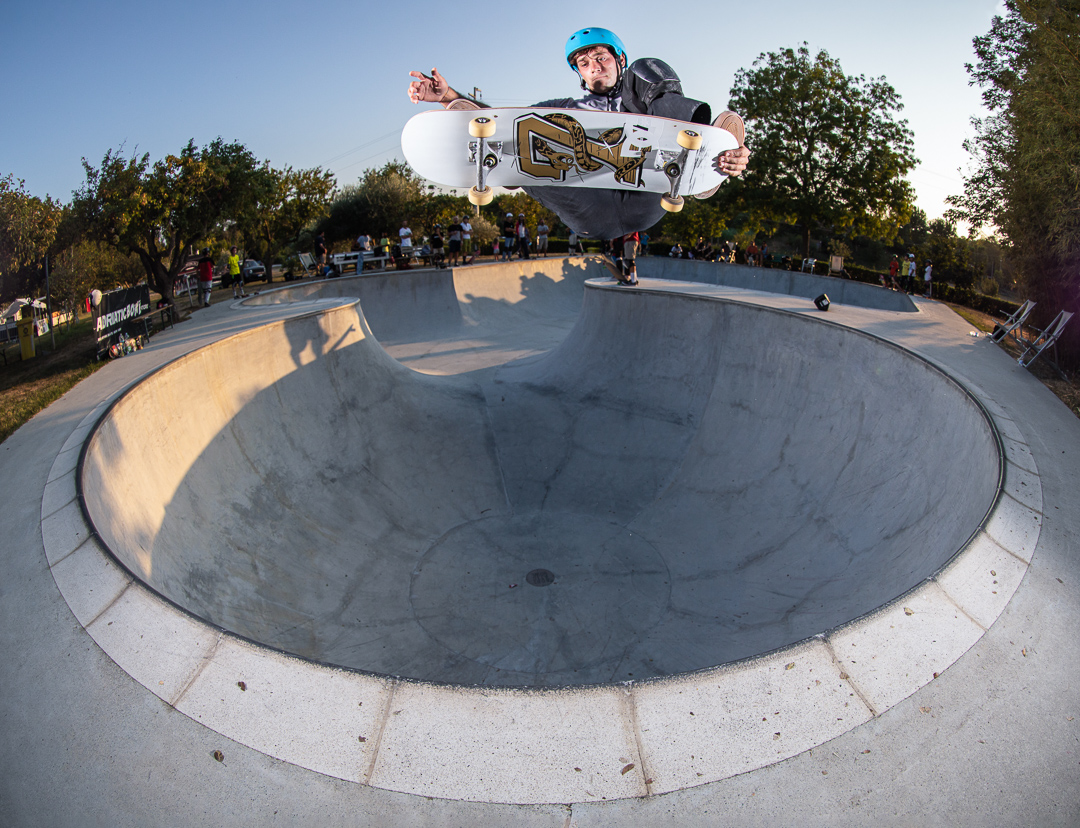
(400, 107, 740, 213)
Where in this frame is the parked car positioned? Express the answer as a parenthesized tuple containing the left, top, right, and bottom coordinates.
(242, 259, 267, 283)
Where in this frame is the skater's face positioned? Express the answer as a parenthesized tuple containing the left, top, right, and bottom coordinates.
(572, 46, 624, 93)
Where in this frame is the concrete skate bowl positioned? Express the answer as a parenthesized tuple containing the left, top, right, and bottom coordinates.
(79, 273, 1001, 689)
(242, 257, 591, 362)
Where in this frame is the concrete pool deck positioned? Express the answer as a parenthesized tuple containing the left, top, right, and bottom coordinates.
(2, 257, 1078, 825)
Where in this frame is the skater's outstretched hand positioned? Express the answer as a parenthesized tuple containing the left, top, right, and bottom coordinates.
(716, 145, 750, 177)
(408, 67, 460, 105)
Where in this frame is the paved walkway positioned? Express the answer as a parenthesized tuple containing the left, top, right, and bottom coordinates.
(2, 259, 1078, 825)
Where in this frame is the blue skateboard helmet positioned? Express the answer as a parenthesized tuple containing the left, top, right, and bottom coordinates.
(565, 28, 627, 73)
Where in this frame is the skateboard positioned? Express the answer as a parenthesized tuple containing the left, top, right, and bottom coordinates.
(400, 107, 740, 213)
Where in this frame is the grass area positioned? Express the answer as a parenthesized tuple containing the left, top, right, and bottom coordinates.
(0, 316, 108, 443)
(0, 281, 242, 444)
(946, 301, 1080, 420)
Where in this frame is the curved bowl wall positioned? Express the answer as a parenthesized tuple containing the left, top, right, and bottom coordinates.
(80, 285, 999, 686)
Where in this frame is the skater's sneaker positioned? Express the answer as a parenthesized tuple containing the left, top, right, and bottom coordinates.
(695, 111, 746, 200)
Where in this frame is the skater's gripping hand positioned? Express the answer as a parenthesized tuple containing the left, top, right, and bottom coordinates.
(408, 67, 452, 104)
(716, 145, 750, 177)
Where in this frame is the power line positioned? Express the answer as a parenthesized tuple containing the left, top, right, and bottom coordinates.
(320, 128, 401, 166)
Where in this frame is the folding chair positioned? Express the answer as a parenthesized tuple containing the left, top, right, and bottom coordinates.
(990, 299, 1036, 345)
(297, 252, 320, 279)
(1018, 309, 1073, 379)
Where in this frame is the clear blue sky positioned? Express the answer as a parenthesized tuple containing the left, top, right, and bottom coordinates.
(1, 0, 1002, 224)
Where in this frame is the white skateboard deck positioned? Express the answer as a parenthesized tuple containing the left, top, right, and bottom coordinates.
(401, 107, 739, 198)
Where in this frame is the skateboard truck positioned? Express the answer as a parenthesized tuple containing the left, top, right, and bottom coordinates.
(658, 129, 703, 213)
(467, 117, 498, 206)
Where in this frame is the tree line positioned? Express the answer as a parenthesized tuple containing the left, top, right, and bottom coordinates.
(946, 0, 1079, 365)
(3, 27, 1074, 365)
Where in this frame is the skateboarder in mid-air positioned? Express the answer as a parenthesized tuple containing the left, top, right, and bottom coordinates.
(408, 27, 750, 241)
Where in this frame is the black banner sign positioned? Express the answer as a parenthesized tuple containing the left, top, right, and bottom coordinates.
(95, 286, 150, 344)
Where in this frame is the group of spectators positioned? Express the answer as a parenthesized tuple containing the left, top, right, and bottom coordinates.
(316, 228, 939, 300)
(668, 237, 763, 265)
(194, 245, 264, 307)
(316, 218, 478, 273)
(887, 254, 934, 297)
(497, 213, 551, 261)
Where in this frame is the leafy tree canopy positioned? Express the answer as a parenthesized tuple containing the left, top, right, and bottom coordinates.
(235, 165, 335, 263)
(723, 44, 918, 256)
(72, 139, 275, 304)
(946, 0, 1079, 365)
(319, 162, 431, 245)
(0, 174, 62, 278)
(946, 0, 1079, 285)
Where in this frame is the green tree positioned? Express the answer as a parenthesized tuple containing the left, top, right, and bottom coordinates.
(484, 192, 557, 237)
(652, 196, 731, 247)
(920, 219, 975, 287)
(48, 239, 143, 324)
(0, 175, 63, 298)
(320, 162, 429, 247)
(946, 0, 1079, 360)
(724, 44, 918, 256)
(72, 139, 275, 308)
(237, 165, 335, 265)
(428, 193, 473, 236)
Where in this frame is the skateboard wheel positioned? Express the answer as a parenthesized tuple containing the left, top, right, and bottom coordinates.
(661, 194, 685, 213)
(469, 117, 496, 138)
(468, 186, 494, 206)
(676, 129, 703, 150)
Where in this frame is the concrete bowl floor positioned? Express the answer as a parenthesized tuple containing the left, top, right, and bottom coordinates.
(81, 269, 998, 687)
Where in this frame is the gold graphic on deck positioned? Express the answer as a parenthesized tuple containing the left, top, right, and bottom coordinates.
(516, 113, 650, 186)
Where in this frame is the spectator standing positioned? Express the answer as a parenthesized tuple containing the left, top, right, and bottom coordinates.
(889, 255, 900, 288)
(639, 231, 649, 255)
(536, 219, 549, 257)
(314, 233, 327, 274)
(399, 220, 413, 249)
(447, 216, 463, 267)
(430, 225, 445, 268)
(516, 214, 530, 259)
(924, 259, 933, 298)
(501, 213, 515, 261)
(619, 231, 640, 285)
(354, 233, 370, 271)
(461, 217, 473, 263)
(746, 240, 760, 266)
(228, 246, 248, 299)
(906, 254, 917, 293)
(568, 230, 581, 255)
(197, 249, 214, 308)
